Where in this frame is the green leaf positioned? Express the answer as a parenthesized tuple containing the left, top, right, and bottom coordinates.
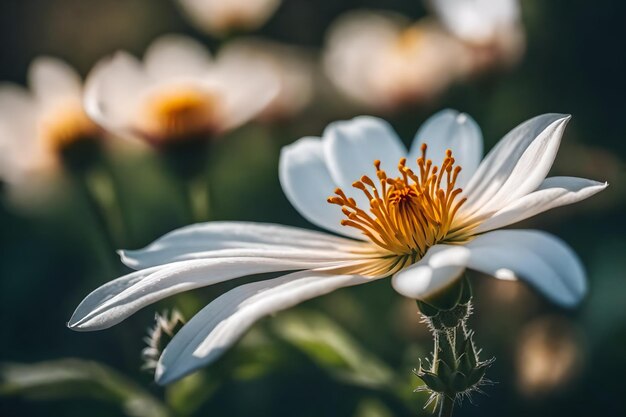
(450, 371, 468, 392)
(270, 309, 395, 390)
(418, 372, 446, 393)
(467, 366, 488, 387)
(353, 397, 394, 417)
(436, 360, 454, 386)
(0, 358, 170, 417)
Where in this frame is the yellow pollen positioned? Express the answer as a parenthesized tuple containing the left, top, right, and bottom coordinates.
(39, 104, 100, 153)
(140, 88, 218, 142)
(328, 144, 468, 275)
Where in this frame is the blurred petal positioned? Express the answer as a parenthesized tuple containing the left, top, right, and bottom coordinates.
(323, 116, 406, 207)
(475, 177, 608, 233)
(409, 109, 483, 187)
(391, 245, 469, 299)
(462, 114, 570, 217)
(322, 10, 403, 108)
(84, 52, 149, 135)
(177, 0, 281, 36)
(218, 38, 314, 121)
(144, 34, 213, 80)
(430, 0, 520, 44)
(155, 271, 370, 384)
(466, 230, 586, 307)
(0, 83, 38, 146)
(120, 221, 369, 268)
(212, 60, 279, 132)
(68, 255, 360, 331)
(323, 12, 464, 110)
(28, 56, 82, 106)
(279, 139, 365, 240)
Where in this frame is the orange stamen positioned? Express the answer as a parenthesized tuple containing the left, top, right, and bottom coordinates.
(328, 144, 468, 263)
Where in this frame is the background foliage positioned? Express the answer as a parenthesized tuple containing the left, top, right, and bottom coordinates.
(1, 0, 625, 416)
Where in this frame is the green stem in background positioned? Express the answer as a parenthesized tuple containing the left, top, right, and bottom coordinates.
(61, 136, 127, 266)
(99, 154, 131, 245)
(173, 171, 210, 224)
(187, 174, 210, 223)
(72, 169, 119, 265)
(162, 137, 213, 224)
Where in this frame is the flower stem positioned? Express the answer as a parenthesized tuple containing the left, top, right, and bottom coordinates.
(187, 174, 210, 223)
(72, 170, 118, 265)
(414, 278, 493, 415)
(162, 138, 212, 223)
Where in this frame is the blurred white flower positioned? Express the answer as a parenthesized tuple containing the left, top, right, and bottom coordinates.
(69, 110, 605, 384)
(323, 11, 469, 111)
(218, 38, 315, 122)
(176, 0, 281, 36)
(0, 57, 100, 191)
(429, 0, 525, 70)
(84, 34, 279, 146)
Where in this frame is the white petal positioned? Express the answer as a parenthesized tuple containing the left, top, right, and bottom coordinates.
(144, 34, 213, 80)
(0, 84, 38, 147)
(120, 221, 370, 268)
(475, 176, 608, 233)
(462, 114, 570, 217)
(466, 230, 586, 307)
(210, 59, 279, 132)
(178, 0, 280, 35)
(28, 56, 82, 106)
(391, 245, 469, 299)
(279, 138, 365, 240)
(68, 255, 361, 331)
(409, 109, 483, 188)
(430, 0, 520, 44)
(322, 10, 403, 108)
(323, 116, 406, 208)
(155, 271, 371, 384)
(84, 52, 149, 136)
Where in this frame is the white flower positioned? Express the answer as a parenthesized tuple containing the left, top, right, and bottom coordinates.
(68, 110, 606, 384)
(323, 11, 470, 110)
(0, 57, 100, 191)
(84, 34, 279, 146)
(176, 0, 281, 36)
(429, 0, 525, 69)
(217, 38, 315, 122)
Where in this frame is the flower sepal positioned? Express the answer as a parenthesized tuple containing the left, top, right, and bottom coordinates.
(414, 320, 493, 403)
(417, 276, 473, 329)
(422, 274, 471, 311)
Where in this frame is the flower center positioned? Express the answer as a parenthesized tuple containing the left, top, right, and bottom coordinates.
(395, 25, 426, 53)
(328, 144, 468, 274)
(39, 103, 100, 153)
(139, 87, 218, 143)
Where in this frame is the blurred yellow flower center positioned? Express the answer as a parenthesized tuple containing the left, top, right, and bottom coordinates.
(328, 144, 468, 275)
(141, 88, 217, 142)
(395, 25, 426, 53)
(39, 104, 100, 152)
